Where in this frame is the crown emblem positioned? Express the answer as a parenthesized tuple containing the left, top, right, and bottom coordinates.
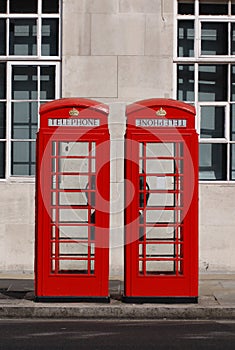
(69, 108, 79, 117)
(156, 107, 167, 117)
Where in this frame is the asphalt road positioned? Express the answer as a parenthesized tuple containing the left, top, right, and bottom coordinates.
(0, 319, 235, 350)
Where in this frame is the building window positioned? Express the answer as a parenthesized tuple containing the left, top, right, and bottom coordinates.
(0, 0, 61, 179)
(176, 0, 235, 181)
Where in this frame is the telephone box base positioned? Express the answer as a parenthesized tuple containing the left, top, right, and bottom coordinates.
(35, 296, 110, 303)
(122, 296, 198, 304)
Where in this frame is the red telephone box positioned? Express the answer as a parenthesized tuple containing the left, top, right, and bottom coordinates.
(35, 98, 110, 302)
(124, 99, 198, 303)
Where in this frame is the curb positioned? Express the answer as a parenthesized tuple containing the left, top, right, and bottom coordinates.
(1, 304, 235, 320)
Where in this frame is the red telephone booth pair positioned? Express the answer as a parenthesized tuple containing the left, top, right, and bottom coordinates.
(35, 98, 198, 303)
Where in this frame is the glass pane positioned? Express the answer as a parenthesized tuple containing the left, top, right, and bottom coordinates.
(12, 102, 38, 139)
(231, 23, 235, 55)
(200, 106, 225, 138)
(230, 144, 235, 180)
(0, 142, 5, 178)
(0, 103, 6, 139)
(199, 143, 226, 180)
(231, 105, 235, 141)
(232, 0, 235, 15)
(199, 1, 228, 15)
(0, 20, 6, 55)
(178, 1, 194, 15)
(42, 19, 59, 56)
(199, 65, 227, 101)
(178, 20, 194, 57)
(10, 0, 37, 13)
(11, 141, 35, 176)
(9, 19, 37, 56)
(40, 66, 55, 99)
(231, 65, 235, 101)
(0, 63, 6, 99)
(42, 0, 59, 13)
(201, 22, 228, 56)
(12, 66, 37, 100)
(0, 0, 7, 13)
(177, 64, 195, 101)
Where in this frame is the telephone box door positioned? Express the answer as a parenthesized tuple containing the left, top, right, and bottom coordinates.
(124, 99, 198, 302)
(35, 99, 110, 301)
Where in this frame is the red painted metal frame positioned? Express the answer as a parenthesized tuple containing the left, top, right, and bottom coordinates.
(35, 98, 110, 300)
(124, 99, 198, 300)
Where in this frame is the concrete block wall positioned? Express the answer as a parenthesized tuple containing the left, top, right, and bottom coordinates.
(62, 0, 174, 102)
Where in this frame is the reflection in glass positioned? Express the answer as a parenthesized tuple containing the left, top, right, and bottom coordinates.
(9, 19, 37, 56)
(230, 144, 235, 180)
(231, 65, 235, 101)
(199, 143, 226, 180)
(0, 103, 6, 139)
(0, 142, 5, 178)
(0, 63, 6, 99)
(178, 20, 194, 57)
(11, 102, 38, 139)
(11, 141, 35, 175)
(201, 22, 228, 56)
(42, 19, 59, 56)
(177, 65, 195, 101)
(200, 106, 225, 138)
(40, 66, 55, 99)
(12, 66, 37, 100)
(231, 104, 235, 141)
(199, 65, 227, 101)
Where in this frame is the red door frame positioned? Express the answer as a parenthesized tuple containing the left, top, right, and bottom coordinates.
(124, 99, 198, 303)
(35, 98, 110, 302)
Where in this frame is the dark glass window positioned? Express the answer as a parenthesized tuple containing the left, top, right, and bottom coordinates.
(11, 141, 36, 176)
(199, 65, 227, 101)
(199, 2, 228, 15)
(178, 1, 194, 15)
(0, 142, 5, 178)
(201, 22, 228, 55)
(9, 19, 37, 56)
(40, 66, 56, 100)
(178, 20, 194, 57)
(42, 19, 59, 56)
(42, 0, 59, 13)
(0, 63, 6, 99)
(200, 106, 225, 138)
(177, 65, 195, 101)
(11, 102, 38, 139)
(10, 0, 38, 14)
(0, 0, 7, 13)
(230, 104, 235, 141)
(199, 143, 227, 180)
(12, 66, 37, 100)
(0, 20, 6, 55)
(0, 103, 6, 139)
(231, 144, 235, 180)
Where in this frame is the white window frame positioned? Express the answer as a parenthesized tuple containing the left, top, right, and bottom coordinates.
(174, 0, 235, 183)
(0, 0, 61, 182)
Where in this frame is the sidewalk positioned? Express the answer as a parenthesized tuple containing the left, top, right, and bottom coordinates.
(0, 274, 235, 320)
